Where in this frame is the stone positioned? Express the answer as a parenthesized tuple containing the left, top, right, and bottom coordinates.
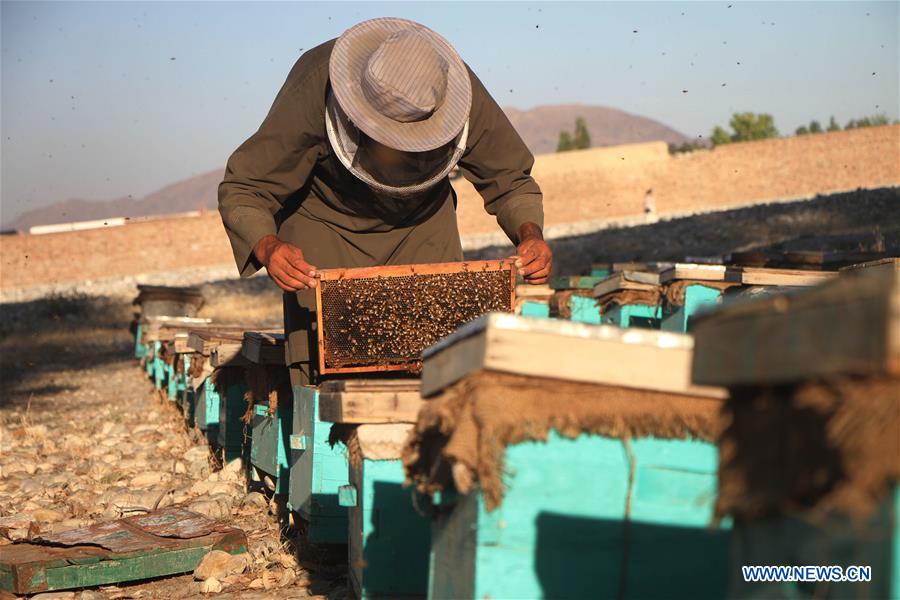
(130, 471, 167, 487)
(199, 578, 223, 594)
(261, 570, 280, 590)
(183, 446, 209, 463)
(32, 508, 66, 523)
(6, 461, 37, 476)
(220, 458, 244, 481)
(248, 578, 264, 589)
(24, 425, 49, 438)
(239, 491, 268, 512)
(78, 590, 107, 600)
(272, 551, 298, 569)
(193, 550, 248, 581)
(186, 498, 228, 519)
(188, 460, 210, 479)
(278, 568, 297, 587)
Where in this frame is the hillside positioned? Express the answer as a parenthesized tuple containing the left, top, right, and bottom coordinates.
(5, 104, 688, 230)
(6, 169, 223, 231)
(505, 104, 690, 154)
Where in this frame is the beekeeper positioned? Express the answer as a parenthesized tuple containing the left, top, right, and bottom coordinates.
(219, 17, 552, 384)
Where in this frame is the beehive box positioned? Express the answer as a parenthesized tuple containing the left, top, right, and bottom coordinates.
(315, 260, 515, 375)
(288, 386, 350, 544)
(691, 258, 900, 599)
(335, 424, 431, 599)
(409, 314, 731, 599)
(133, 284, 205, 318)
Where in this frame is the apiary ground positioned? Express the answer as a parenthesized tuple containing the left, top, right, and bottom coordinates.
(0, 278, 347, 600)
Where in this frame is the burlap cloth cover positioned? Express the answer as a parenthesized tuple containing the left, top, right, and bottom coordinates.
(402, 370, 722, 511)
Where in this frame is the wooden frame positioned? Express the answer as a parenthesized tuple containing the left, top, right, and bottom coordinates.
(318, 379, 423, 424)
(315, 259, 517, 375)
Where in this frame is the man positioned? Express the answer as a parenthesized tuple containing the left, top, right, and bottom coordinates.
(219, 17, 552, 385)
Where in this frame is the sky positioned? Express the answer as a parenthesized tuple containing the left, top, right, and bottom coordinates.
(2, 1, 897, 224)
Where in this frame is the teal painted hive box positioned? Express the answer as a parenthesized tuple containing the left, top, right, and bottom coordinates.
(318, 380, 428, 596)
(428, 431, 729, 600)
(411, 313, 732, 600)
(186, 327, 254, 460)
(656, 264, 736, 333)
(193, 378, 213, 433)
(250, 403, 291, 493)
(338, 424, 431, 599)
(152, 341, 167, 390)
(180, 387, 196, 429)
(209, 367, 249, 462)
(518, 300, 550, 319)
(592, 270, 665, 330)
(288, 385, 349, 545)
(549, 290, 601, 324)
(601, 303, 662, 329)
(244, 364, 293, 495)
(165, 359, 184, 402)
(133, 321, 146, 359)
(143, 340, 155, 378)
(692, 258, 900, 599)
(198, 377, 218, 436)
(660, 283, 723, 332)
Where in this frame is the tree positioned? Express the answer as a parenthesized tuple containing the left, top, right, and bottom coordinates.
(795, 120, 822, 137)
(556, 117, 592, 152)
(729, 112, 779, 142)
(710, 126, 732, 147)
(827, 116, 841, 132)
(556, 131, 574, 152)
(846, 114, 890, 129)
(668, 140, 707, 154)
(573, 117, 591, 150)
(710, 112, 779, 147)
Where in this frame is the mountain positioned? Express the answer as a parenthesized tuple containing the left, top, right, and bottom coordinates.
(505, 104, 690, 155)
(5, 104, 689, 230)
(6, 170, 223, 231)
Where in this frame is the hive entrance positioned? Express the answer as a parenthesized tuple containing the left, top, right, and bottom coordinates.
(315, 260, 516, 374)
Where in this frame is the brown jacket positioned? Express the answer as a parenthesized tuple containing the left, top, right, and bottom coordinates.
(218, 39, 543, 377)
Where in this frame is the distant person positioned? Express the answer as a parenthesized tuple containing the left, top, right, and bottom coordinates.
(218, 18, 552, 384)
(643, 188, 658, 223)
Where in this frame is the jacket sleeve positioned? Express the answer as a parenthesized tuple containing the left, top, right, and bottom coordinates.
(217, 46, 330, 277)
(456, 66, 544, 245)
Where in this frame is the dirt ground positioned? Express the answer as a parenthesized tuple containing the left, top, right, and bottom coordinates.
(0, 281, 351, 599)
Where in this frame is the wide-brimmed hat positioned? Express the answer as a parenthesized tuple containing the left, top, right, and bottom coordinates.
(329, 17, 472, 153)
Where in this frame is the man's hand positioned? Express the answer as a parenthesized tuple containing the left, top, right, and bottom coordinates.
(514, 222, 552, 285)
(254, 234, 318, 292)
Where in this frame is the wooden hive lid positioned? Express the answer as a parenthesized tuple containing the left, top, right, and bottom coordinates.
(421, 312, 725, 398)
(691, 258, 899, 386)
